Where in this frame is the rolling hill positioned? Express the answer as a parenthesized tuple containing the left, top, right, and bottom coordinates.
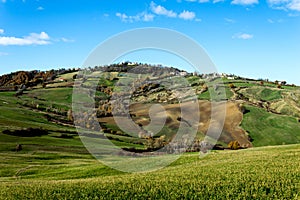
(0, 63, 299, 151)
(0, 63, 299, 198)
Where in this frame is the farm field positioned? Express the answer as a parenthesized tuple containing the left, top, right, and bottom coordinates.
(0, 144, 299, 199)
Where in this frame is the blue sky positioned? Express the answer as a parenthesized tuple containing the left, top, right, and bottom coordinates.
(0, 0, 299, 84)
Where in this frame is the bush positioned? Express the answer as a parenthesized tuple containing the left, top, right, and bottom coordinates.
(228, 141, 240, 150)
(2, 128, 49, 137)
(229, 83, 236, 89)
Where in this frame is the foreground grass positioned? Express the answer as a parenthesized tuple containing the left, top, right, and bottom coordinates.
(0, 144, 299, 199)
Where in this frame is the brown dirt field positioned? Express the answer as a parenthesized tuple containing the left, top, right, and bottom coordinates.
(99, 100, 252, 147)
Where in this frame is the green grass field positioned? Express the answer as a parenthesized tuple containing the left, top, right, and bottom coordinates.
(241, 105, 300, 146)
(240, 87, 282, 101)
(0, 144, 299, 199)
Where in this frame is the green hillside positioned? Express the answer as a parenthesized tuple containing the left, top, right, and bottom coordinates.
(241, 105, 300, 146)
(0, 66, 300, 150)
(0, 65, 299, 199)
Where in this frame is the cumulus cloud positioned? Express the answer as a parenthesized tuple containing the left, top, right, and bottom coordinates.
(267, 0, 290, 10)
(150, 2, 197, 21)
(269, 0, 300, 11)
(179, 10, 196, 20)
(116, 12, 154, 23)
(231, 0, 259, 5)
(288, 0, 300, 10)
(150, 1, 177, 17)
(0, 29, 4, 34)
(116, 2, 197, 22)
(233, 33, 254, 39)
(37, 6, 44, 11)
(0, 32, 51, 46)
(143, 13, 155, 21)
(116, 13, 129, 22)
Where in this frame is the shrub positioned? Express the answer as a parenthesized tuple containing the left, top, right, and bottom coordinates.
(229, 83, 236, 89)
(228, 141, 240, 150)
(144, 135, 166, 151)
(16, 144, 22, 152)
(67, 109, 73, 122)
(73, 74, 77, 80)
(2, 128, 49, 137)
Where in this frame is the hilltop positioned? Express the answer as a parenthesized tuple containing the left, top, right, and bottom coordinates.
(0, 62, 299, 151)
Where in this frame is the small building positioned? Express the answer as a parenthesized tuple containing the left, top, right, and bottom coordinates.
(58, 78, 67, 82)
(179, 71, 188, 76)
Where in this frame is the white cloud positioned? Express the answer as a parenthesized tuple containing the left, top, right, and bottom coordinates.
(0, 29, 4, 34)
(233, 33, 254, 39)
(267, 18, 284, 23)
(287, 0, 300, 10)
(267, 0, 300, 11)
(267, 0, 290, 10)
(225, 18, 236, 23)
(150, 1, 177, 17)
(143, 13, 155, 21)
(185, 0, 209, 2)
(37, 6, 44, 11)
(61, 37, 74, 43)
(0, 52, 8, 56)
(116, 12, 154, 23)
(116, 2, 197, 22)
(149, 2, 198, 21)
(179, 10, 196, 20)
(231, 0, 259, 5)
(213, 0, 225, 3)
(116, 13, 129, 22)
(0, 31, 51, 46)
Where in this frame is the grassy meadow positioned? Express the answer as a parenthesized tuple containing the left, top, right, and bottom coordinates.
(0, 144, 299, 199)
(0, 71, 299, 199)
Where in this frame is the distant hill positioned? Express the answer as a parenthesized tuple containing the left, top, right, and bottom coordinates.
(0, 63, 299, 151)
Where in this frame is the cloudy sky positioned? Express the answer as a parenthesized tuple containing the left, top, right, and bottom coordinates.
(0, 0, 299, 84)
